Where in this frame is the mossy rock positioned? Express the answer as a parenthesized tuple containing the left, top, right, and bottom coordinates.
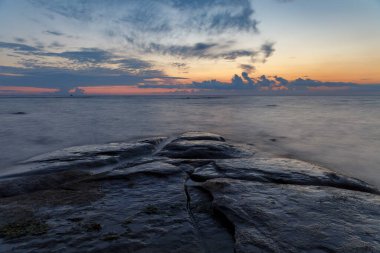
(102, 233, 120, 241)
(83, 222, 102, 232)
(0, 219, 48, 239)
(143, 204, 159, 214)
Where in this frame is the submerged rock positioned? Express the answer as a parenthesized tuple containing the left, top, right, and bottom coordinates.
(11, 112, 27, 115)
(0, 132, 379, 252)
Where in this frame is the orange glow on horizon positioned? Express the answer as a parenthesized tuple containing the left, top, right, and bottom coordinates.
(0, 86, 59, 94)
(79, 85, 194, 95)
(308, 86, 351, 92)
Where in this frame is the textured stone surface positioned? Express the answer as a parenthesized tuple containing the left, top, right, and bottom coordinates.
(158, 139, 252, 159)
(191, 158, 378, 193)
(202, 178, 380, 253)
(0, 132, 379, 252)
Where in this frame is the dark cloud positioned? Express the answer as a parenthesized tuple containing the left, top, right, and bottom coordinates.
(144, 42, 217, 58)
(275, 0, 295, 3)
(11, 0, 277, 81)
(2, 39, 261, 65)
(139, 41, 260, 60)
(0, 65, 184, 94)
(0, 39, 178, 93)
(170, 0, 259, 32)
(115, 58, 153, 70)
(0, 41, 155, 69)
(221, 50, 257, 60)
(0, 42, 110, 64)
(172, 62, 189, 73)
(172, 62, 188, 69)
(44, 30, 65, 36)
(0, 42, 40, 52)
(260, 42, 275, 62)
(139, 72, 380, 95)
(49, 48, 113, 63)
(241, 72, 255, 86)
(32, 0, 259, 33)
(135, 40, 273, 62)
(29, 0, 264, 61)
(240, 64, 256, 74)
(1, 63, 379, 95)
(14, 37, 26, 43)
(48, 41, 65, 48)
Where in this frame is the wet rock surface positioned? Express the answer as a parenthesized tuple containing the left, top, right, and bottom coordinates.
(0, 132, 379, 252)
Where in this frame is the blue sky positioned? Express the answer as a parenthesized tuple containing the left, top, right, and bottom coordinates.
(0, 0, 379, 95)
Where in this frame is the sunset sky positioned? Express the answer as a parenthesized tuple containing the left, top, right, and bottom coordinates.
(0, 0, 380, 95)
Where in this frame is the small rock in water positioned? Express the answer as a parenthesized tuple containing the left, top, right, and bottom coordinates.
(11, 112, 27, 115)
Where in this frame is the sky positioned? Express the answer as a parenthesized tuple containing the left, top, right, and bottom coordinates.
(0, 0, 380, 95)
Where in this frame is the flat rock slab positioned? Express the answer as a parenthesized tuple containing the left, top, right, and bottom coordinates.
(158, 140, 252, 159)
(202, 178, 380, 253)
(0, 142, 158, 178)
(173, 132, 226, 142)
(0, 132, 379, 252)
(191, 158, 378, 194)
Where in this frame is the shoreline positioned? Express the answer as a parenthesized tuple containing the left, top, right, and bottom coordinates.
(1, 132, 379, 252)
(1, 130, 379, 189)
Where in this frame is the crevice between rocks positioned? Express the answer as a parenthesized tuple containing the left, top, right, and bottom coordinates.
(184, 177, 210, 253)
(184, 172, 236, 253)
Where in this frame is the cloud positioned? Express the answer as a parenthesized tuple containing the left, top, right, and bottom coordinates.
(172, 62, 188, 69)
(0, 65, 138, 86)
(44, 30, 65, 36)
(0, 41, 40, 52)
(32, 0, 259, 33)
(71, 87, 85, 95)
(260, 42, 275, 62)
(145, 42, 218, 58)
(115, 58, 153, 70)
(1, 64, 379, 95)
(171, 0, 258, 32)
(275, 0, 295, 3)
(29, 0, 266, 62)
(0, 65, 180, 94)
(0, 0, 278, 93)
(136, 41, 263, 60)
(0, 41, 157, 70)
(48, 41, 65, 48)
(14, 37, 26, 43)
(240, 64, 256, 74)
(171, 62, 189, 73)
(138, 72, 380, 95)
(241, 72, 255, 86)
(49, 48, 113, 63)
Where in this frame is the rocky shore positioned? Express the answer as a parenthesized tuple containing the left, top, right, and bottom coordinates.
(0, 132, 379, 252)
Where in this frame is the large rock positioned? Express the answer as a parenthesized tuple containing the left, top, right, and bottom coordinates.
(0, 141, 162, 178)
(0, 132, 379, 252)
(202, 178, 380, 253)
(191, 158, 378, 194)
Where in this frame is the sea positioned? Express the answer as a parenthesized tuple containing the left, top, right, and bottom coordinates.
(0, 95, 379, 187)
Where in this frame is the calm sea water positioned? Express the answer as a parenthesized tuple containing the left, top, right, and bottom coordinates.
(0, 96, 379, 187)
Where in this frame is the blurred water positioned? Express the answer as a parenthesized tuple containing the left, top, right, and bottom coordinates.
(0, 95, 379, 187)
